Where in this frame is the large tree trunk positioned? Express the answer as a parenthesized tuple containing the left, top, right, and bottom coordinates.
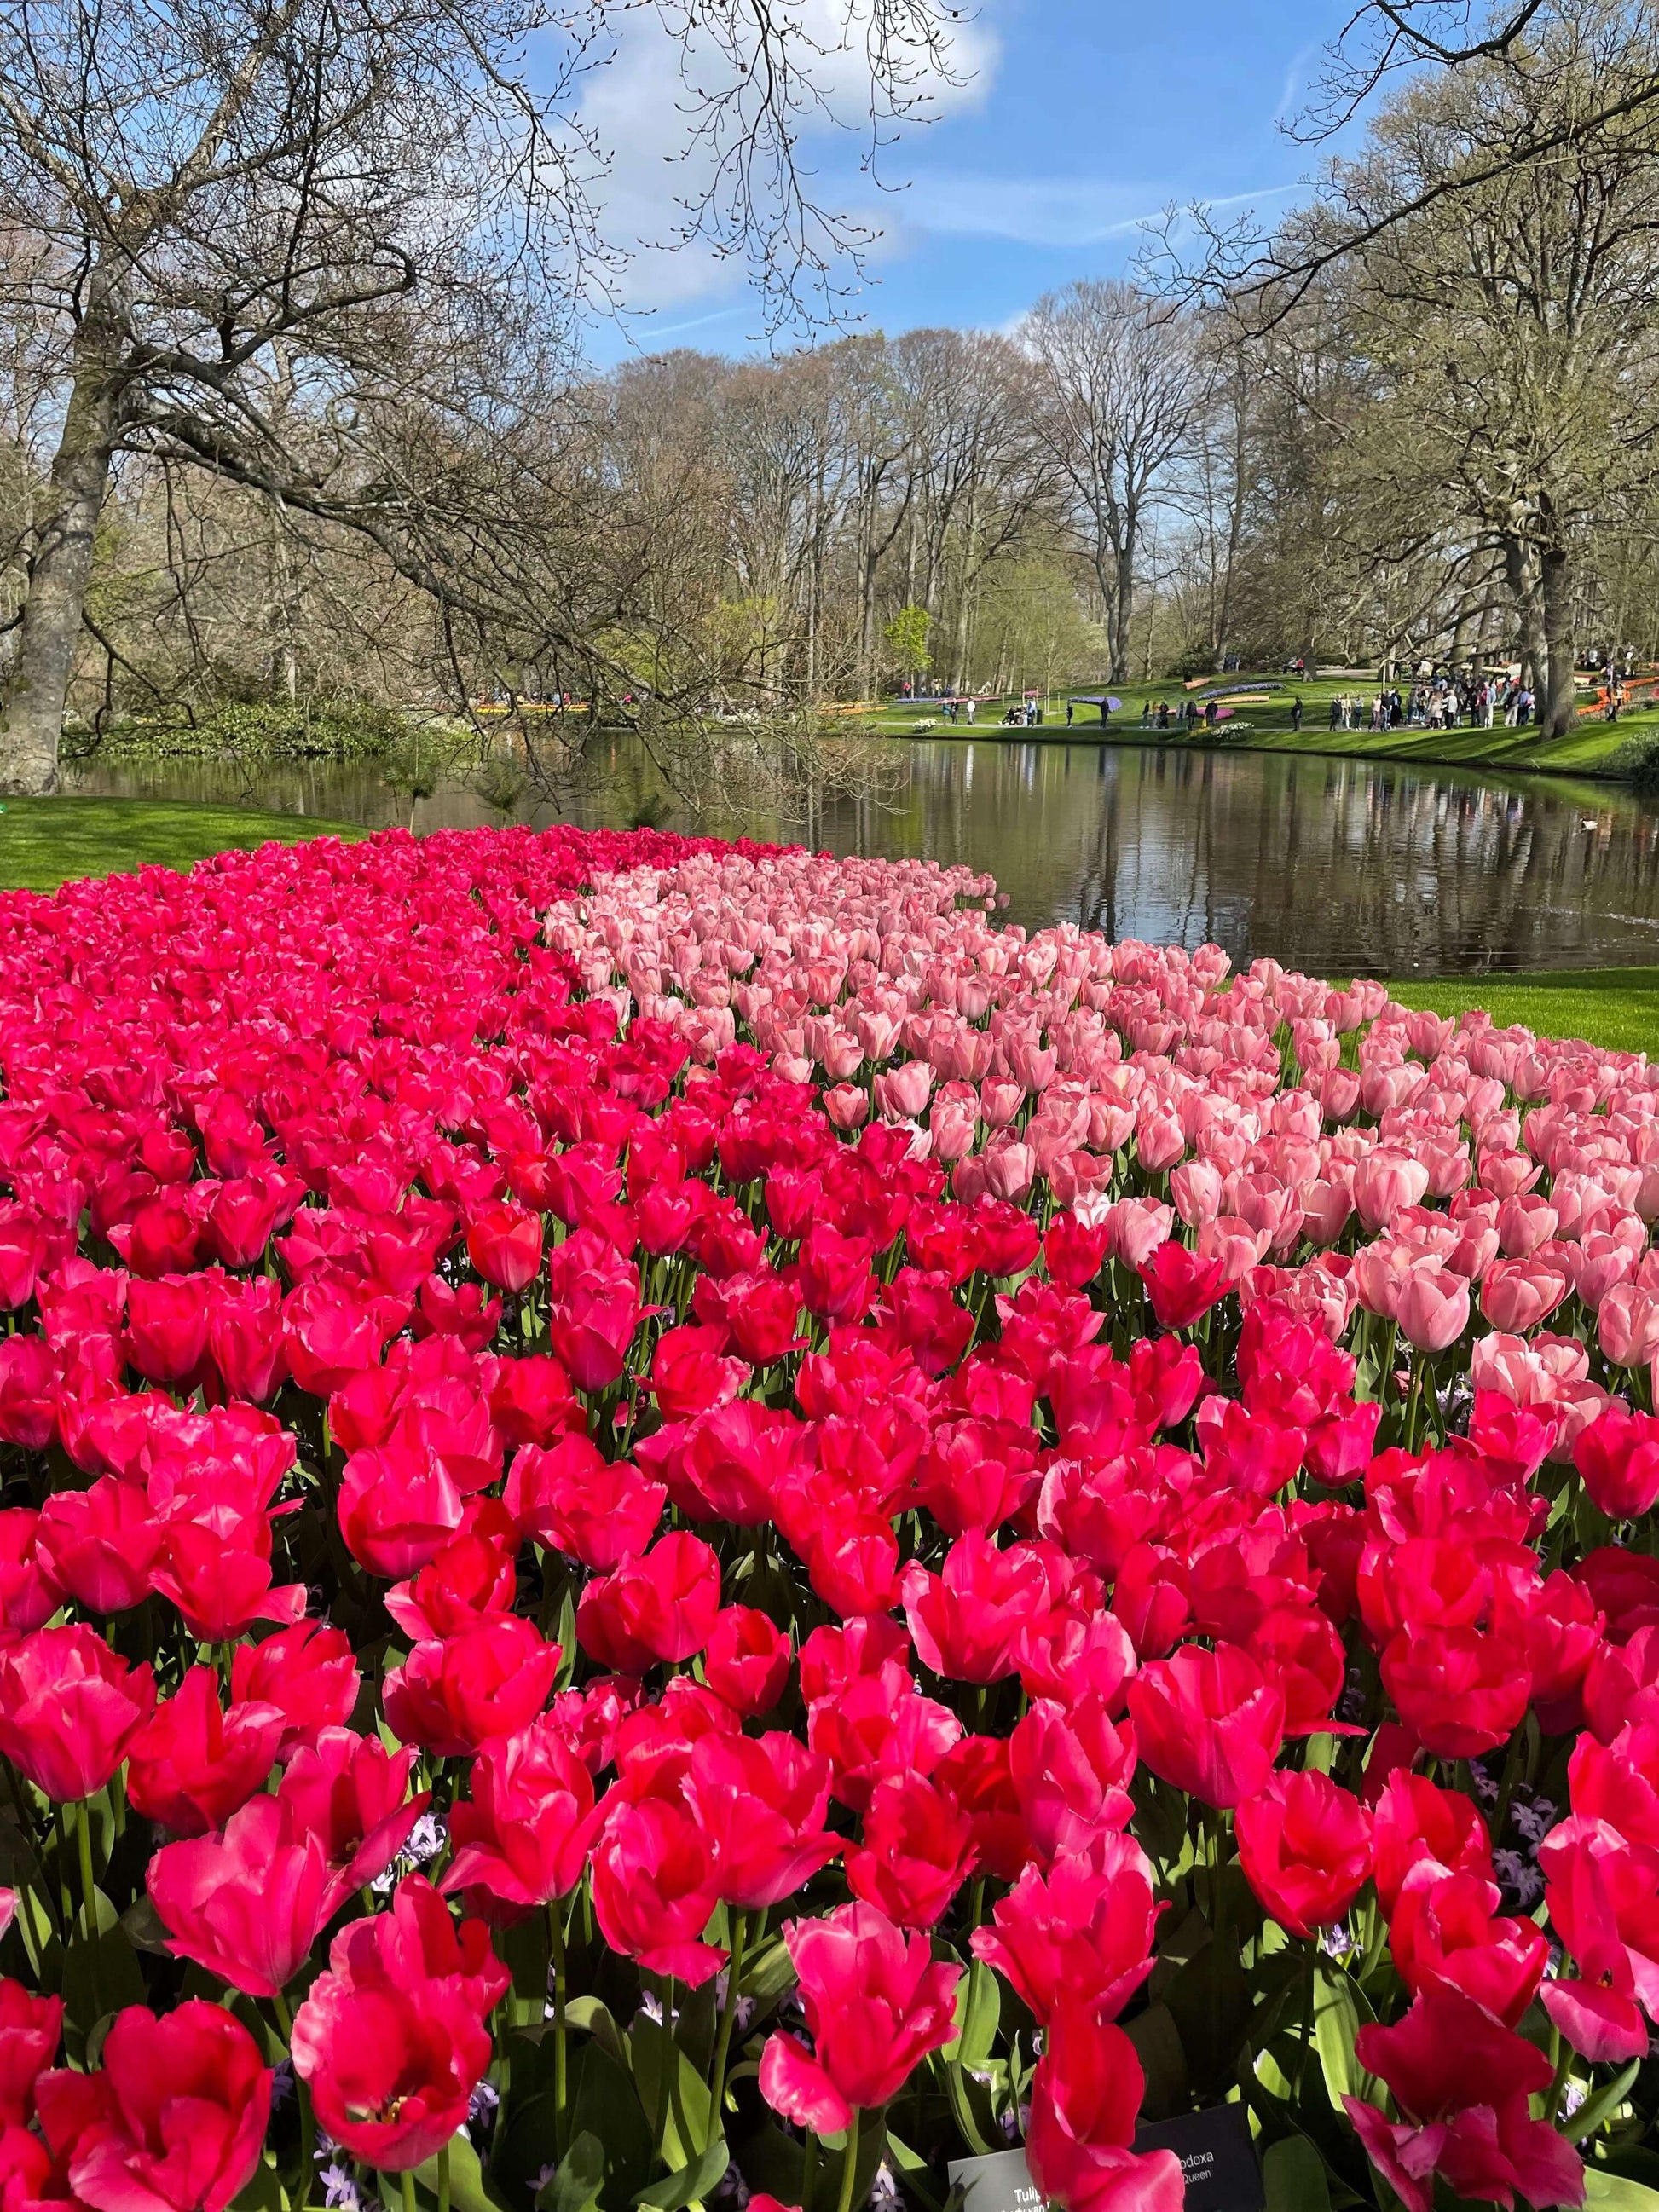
(1108, 542, 1135, 684)
(1537, 536, 1578, 740)
(1, 305, 124, 794)
(1500, 534, 1547, 702)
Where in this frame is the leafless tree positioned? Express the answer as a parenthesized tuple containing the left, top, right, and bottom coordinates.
(1018, 281, 1207, 683)
(0, 0, 973, 792)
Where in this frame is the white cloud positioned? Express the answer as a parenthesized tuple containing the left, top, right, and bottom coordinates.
(891, 171, 1306, 251)
(1274, 38, 1321, 126)
(556, 0, 1000, 321)
(894, 171, 1167, 246)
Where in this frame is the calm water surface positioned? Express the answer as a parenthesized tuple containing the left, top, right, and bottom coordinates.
(67, 735, 1659, 980)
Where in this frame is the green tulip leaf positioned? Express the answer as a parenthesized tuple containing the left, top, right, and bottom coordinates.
(633, 2136, 730, 2211)
(1264, 2134, 1332, 2212)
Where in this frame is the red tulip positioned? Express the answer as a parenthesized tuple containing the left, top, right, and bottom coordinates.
(1009, 1693, 1137, 1867)
(124, 1668, 284, 1838)
(228, 1620, 358, 1757)
(290, 1878, 502, 2170)
(150, 1521, 306, 1645)
(703, 1604, 792, 1717)
(0, 1337, 57, 1450)
(0, 1979, 61, 2125)
(505, 1434, 664, 1568)
(1138, 1244, 1228, 1330)
(575, 1532, 721, 1672)
(282, 1279, 403, 1397)
(1370, 1768, 1494, 1915)
(382, 1614, 560, 1757)
(1026, 2000, 1184, 2212)
(1390, 1865, 1548, 2028)
(691, 1272, 805, 1367)
(845, 1770, 974, 1930)
(1380, 1621, 1530, 1759)
(0, 1510, 57, 1637)
(35, 1478, 165, 1616)
(384, 1528, 517, 1643)
(1575, 1403, 1659, 1521)
(0, 1626, 155, 1803)
(546, 1227, 644, 1391)
(442, 1717, 602, 1915)
(1124, 1641, 1284, 1808)
(147, 1793, 332, 1997)
(589, 1795, 725, 1986)
(338, 1439, 466, 1580)
(124, 1276, 213, 1386)
(900, 1533, 1052, 1685)
(1045, 1211, 1110, 1291)
(47, 2001, 270, 2212)
(1538, 1822, 1659, 2062)
(278, 1726, 430, 1896)
(206, 1279, 287, 1400)
(683, 1730, 843, 1909)
(806, 1660, 962, 1815)
(1345, 1988, 1582, 2212)
(759, 1902, 960, 2132)
(487, 1352, 580, 1447)
(794, 1224, 876, 1325)
(465, 1202, 543, 1292)
(1236, 1770, 1372, 1940)
(973, 1827, 1159, 2024)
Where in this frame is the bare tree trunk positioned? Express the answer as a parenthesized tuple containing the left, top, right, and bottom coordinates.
(1538, 536, 1578, 739)
(951, 494, 979, 689)
(1109, 542, 1135, 683)
(1501, 535, 1547, 698)
(1, 304, 124, 793)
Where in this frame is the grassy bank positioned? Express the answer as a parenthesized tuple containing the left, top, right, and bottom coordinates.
(1384, 968, 1659, 1055)
(851, 677, 1658, 779)
(0, 795, 365, 892)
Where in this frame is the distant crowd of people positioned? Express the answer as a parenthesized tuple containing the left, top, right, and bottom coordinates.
(1327, 676, 1536, 732)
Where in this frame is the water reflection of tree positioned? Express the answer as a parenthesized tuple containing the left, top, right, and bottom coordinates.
(75, 732, 1659, 973)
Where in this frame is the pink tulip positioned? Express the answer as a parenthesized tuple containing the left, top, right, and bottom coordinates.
(1396, 1265, 1471, 1353)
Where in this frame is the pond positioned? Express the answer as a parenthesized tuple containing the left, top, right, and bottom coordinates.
(66, 734, 1659, 979)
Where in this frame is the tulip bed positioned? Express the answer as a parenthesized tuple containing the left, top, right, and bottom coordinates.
(0, 824, 1656, 2212)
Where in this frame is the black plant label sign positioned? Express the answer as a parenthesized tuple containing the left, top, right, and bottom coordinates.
(948, 2105, 1264, 2212)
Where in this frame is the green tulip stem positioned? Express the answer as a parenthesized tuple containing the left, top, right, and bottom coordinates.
(50, 1804, 72, 1935)
(801, 2134, 820, 2212)
(549, 1900, 569, 2157)
(707, 1909, 747, 2151)
(1294, 1940, 1317, 2100)
(834, 2124, 860, 2212)
(402, 2169, 416, 2212)
(652, 1977, 677, 2159)
(76, 1799, 96, 1935)
(437, 2142, 452, 2212)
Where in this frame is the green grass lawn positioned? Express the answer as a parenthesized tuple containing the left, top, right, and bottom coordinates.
(853, 676, 1658, 778)
(1384, 968, 1659, 1055)
(0, 794, 365, 892)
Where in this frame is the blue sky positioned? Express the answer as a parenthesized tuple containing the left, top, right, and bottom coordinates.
(577, 0, 1362, 360)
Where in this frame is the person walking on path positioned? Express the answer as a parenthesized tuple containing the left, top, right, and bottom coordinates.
(1290, 696, 1304, 732)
